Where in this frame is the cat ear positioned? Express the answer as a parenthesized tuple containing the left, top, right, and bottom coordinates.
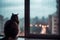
(17, 13, 18, 15)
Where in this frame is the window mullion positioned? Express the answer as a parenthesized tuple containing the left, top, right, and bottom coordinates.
(25, 0, 30, 37)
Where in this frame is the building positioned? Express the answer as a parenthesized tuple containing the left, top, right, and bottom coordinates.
(52, 13, 59, 35)
(0, 15, 4, 35)
(48, 15, 52, 34)
(19, 18, 24, 32)
(56, 0, 60, 34)
(48, 12, 59, 35)
(56, 0, 59, 13)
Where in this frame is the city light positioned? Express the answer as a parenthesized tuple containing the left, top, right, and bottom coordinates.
(39, 24, 41, 27)
(45, 25, 47, 27)
(47, 25, 49, 27)
(42, 25, 44, 28)
(35, 24, 38, 27)
(30, 24, 33, 27)
(41, 25, 46, 34)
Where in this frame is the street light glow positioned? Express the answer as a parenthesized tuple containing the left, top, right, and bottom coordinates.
(39, 24, 41, 27)
(41, 25, 46, 34)
(47, 25, 49, 27)
(35, 24, 38, 27)
(30, 24, 33, 27)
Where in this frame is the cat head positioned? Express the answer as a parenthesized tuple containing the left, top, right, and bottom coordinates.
(10, 13, 19, 24)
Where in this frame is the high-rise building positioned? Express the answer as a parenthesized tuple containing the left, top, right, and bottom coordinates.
(52, 13, 59, 35)
(0, 15, 4, 35)
(48, 15, 52, 34)
(48, 0, 59, 35)
(48, 12, 59, 35)
(56, 0, 60, 34)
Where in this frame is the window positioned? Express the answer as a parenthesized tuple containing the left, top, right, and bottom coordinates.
(0, 0, 25, 36)
(28, 0, 59, 38)
(54, 19, 59, 23)
(30, 0, 59, 35)
(54, 29, 57, 32)
(54, 20, 57, 22)
(54, 27, 57, 29)
(0, 0, 60, 39)
(54, 23, 58, 25)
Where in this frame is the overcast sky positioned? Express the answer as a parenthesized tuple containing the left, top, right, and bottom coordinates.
(0, 0, 57, 18)
(0, 0, 24, 19)
(30, 0, 57, 18)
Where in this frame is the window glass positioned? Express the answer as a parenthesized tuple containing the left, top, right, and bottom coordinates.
(30, 0, 59, 35)
(0, 0, 24, 36)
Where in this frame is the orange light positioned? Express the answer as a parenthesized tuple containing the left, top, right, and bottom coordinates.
(41, 25, 46, 34)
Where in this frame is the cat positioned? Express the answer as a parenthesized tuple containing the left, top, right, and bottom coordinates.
(4, 13, 19, 38)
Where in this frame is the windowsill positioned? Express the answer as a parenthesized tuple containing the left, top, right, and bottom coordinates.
(25, 34, 60, 39)
(0, 35, 25, 40)
(0, 34, 60, 39)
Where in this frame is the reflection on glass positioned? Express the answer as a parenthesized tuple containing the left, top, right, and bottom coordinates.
(0, 0, 24, 36)
(30, 0, 59, 35)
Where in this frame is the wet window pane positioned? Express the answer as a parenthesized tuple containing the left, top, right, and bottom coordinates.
(30, 0, 59, 35)
(0, 0, 24, 36)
